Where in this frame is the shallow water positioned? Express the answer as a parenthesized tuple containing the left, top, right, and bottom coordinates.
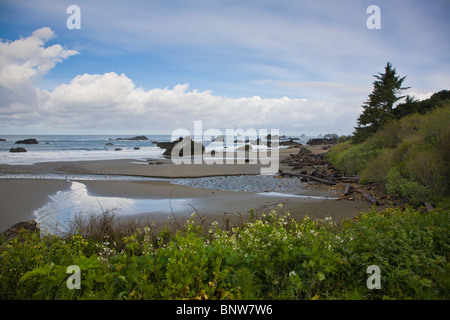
(33, 181, 192, 234)
(32, 180, 337, 234)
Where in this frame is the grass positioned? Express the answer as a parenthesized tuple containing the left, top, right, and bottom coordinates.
(1, 204, 448, 300)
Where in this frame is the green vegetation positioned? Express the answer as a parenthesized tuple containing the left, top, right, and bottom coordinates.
(327, 92, 450, 206)
(1, 205, 448, 300)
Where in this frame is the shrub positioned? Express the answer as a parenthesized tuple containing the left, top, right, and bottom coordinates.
(1, 206, 448, 300)
(328, 104, 450, 201)
(386, 167, 433, 206)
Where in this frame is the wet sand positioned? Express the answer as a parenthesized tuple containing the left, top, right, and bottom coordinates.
(0, 179, 72, 232)
(0, 146, 373, 233)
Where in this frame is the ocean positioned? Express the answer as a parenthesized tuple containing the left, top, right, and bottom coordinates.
(0, 134, 315, 165)
(0, 134, 172, 165)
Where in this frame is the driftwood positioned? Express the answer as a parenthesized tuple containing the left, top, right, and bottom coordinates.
(278, 170, 336, 185)
(344, 184, 353, 196)
(354, 189, 379, 205)
(335, 195, 352, 201)
(333, 176, 361, 183)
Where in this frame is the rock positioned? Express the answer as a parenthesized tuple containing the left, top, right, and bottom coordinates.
(9, 147, 27, 153)
(297, 146, 312, 156)
(115, 136, 149, 141)
(279, 139, 302, 147)
(134, 147, 140, 150)
(158, 137, 205, 158)
(15, 138, 38, 145)
(212, 136, 224, 142)
(2, 220, 39, 241)
(115, 148, 122, 151)
(0, 138, 6, 142)
(155, 137, 182, 150)
(105, 143, 113, 146)
(306, 136, 338, 146)
(237, 145, 252, 152)
(266, 134, 279, 140)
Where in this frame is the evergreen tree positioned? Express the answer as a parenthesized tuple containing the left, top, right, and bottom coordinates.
(353, 62, 408, 143)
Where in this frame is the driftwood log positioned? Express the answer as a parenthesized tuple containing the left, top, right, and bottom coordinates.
(278, 170, 336, 185)
(344, 184, 353, 196)
(353, 189, 379, 205)
(332, 176, 361, 183)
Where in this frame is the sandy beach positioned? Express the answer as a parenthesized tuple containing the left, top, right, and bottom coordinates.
(0, 146, 373, 233)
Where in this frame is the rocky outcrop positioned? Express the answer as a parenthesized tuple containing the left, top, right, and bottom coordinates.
(0, 138, 6, 142)
(306, 135, 339, 146)
(9, 147, 27, 153)
(115, 136, 149, 141)
(307, 138, 331, 145)
(1, 220, 39, 241)
(15, 138, 38, 144)
(279, 139, 302, 148)
(156, 137, 205, 158)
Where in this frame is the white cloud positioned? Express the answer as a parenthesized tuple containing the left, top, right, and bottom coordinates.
(0, 27, 78, 89)
(36, 72, 359, 134)
(0, 28, 363, 135)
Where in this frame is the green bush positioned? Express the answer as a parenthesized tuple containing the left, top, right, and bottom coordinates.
(1, 206, 448, 300)
(386, 166, 432, 207)
(327, 104, 450, 201)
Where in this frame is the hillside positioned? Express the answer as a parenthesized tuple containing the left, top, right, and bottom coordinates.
(326, 98, 449, 206)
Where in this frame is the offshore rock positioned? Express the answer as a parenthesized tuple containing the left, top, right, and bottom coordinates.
(15, 138, 39, 145)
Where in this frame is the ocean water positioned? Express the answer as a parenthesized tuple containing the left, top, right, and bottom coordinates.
(0, 134, 171, 165)
(0, 134, 314, 165)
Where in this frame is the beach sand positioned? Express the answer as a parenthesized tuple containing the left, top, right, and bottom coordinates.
(0, 179, 72, 232)
(0, 146, 373, 233)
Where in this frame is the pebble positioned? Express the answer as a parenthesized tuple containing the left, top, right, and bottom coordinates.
(171, 175, 306, 192)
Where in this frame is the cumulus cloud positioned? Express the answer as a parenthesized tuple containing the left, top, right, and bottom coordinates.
(0, 27, 78, 89)
(37, 72, 359, 134)
(0, 27, 79, 130)
(0, 28, 360, 135)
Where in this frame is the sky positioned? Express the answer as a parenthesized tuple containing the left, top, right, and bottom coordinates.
(0, 0, 449, 136)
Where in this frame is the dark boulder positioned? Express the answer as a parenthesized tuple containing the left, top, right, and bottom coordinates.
(157, 137, 205, 158)
(10, 147, 27, 153)
(0, 138, 6, 142)
(15, 138, 38, 145)
(1, 220, 39, 241)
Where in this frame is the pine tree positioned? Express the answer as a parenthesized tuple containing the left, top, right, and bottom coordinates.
(353, 62, 408, 143)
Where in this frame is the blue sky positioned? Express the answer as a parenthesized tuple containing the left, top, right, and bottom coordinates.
(0, 0, 449, 135)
